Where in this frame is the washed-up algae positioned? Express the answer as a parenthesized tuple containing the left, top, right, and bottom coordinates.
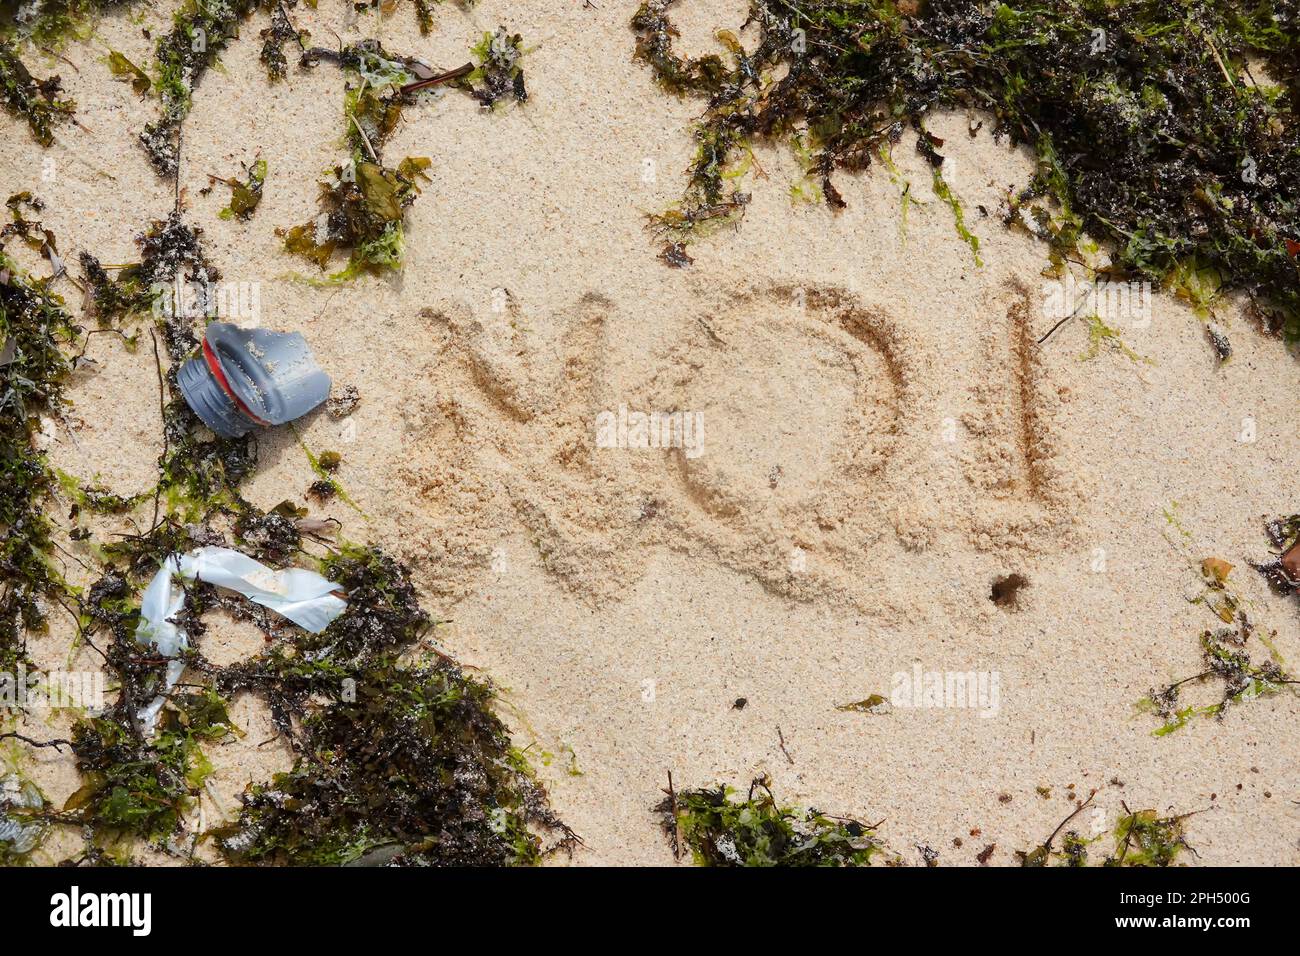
(1, 201, 574, 863)
(0, 249, 79, 674)
(4, 0, 1287, 867)
(1017, 790, 1200, 866)
(280, 31, 528, 282)
(656, 776, 893, 866)
(1139, 556, 1297, 735)
(632, 0, 1300, 341)
(3, 5, 558, 864)
(0, 0, 136, 144)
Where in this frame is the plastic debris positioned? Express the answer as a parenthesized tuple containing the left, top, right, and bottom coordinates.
(135, 554, 190, 733)
(0, 774, 46, 858)
(134, 547, 346, 732)
(176, 322, 331, 438)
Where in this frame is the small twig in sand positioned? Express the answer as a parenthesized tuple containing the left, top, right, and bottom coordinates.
(399, 62, 474, 97)
(148, 328, 167, 533)
(0, 732, 74, 752)
(776, 725, 795, 764)
(1036, 281, 1094, 348)
(662, 770, 682, 860)
(348, 112, 380, 163)
(1043, 787, 1100, 854)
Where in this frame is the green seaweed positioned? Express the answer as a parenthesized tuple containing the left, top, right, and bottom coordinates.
(1016, 790, 1196, 866)
(3, 192, 61, 273)
(1078, 313, 1151, 364)
(105, 48, 150, 96)
(1140, 559, 1297, 734)
(1107, 805, 1198, 867)
(0, 0, 125, 49)
(657, 776, 890, 866)
(278, 27, 522, 281)
(216, 158, 267, 221)
(836, 693, 890, 714)
(0, 0, 138, 144)
(293, 427, 361, 513)
(467, 26, 528, 109)
(0, 249, 79, 673)
(279, 41, 443, 282)
(66, 691, 239, 845)
(930, 165, 982, 267)
(631, 1, 1300, 340)
(0, 40, 75, 145)
(141, 0, 266, 177)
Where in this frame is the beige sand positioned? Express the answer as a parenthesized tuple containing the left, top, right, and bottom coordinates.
(3, 0, 1298, 865)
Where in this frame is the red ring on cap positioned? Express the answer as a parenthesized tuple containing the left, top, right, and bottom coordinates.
(203, 338, 271, 427)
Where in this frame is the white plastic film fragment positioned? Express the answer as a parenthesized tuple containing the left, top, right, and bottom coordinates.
(133, 547, 346, 733)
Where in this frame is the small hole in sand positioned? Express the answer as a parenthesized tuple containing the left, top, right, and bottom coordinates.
(990, 573, 1029, 609)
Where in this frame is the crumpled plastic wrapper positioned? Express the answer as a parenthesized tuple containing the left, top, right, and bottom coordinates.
(135, 547, 346, 733)
(0, 774, 47, 857)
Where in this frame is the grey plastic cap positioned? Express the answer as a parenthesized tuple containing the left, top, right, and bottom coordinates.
(177, 323, 332, 438)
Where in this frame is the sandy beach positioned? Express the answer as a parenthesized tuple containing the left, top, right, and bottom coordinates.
(2, 0, 1298, 865)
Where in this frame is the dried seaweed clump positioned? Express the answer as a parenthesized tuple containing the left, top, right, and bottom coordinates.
(657, 776, 889, 866)
(280, 41, 436, 282)
(142, 0, 265, 177)
(280, 154, 431, 283)
(631, 1, 1300, 340)
(216, 661, 567, 865)
(0, 39, 74, 145)
(0, 0, 136, 144)
(277, 26, 528, 281)
(79, 211, 216, 336)
(468, 27, 528, 108)
(0, 250, 79, 672)
(1139, 558, 1296, 735)
(259, 1, 309, 80)
(214, 545, 577, 865)
(1017, 792, 1198, 867)
(3, 192, 61, 272)
(215, 158, 268, 221)
(67, 691, 240, 845)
